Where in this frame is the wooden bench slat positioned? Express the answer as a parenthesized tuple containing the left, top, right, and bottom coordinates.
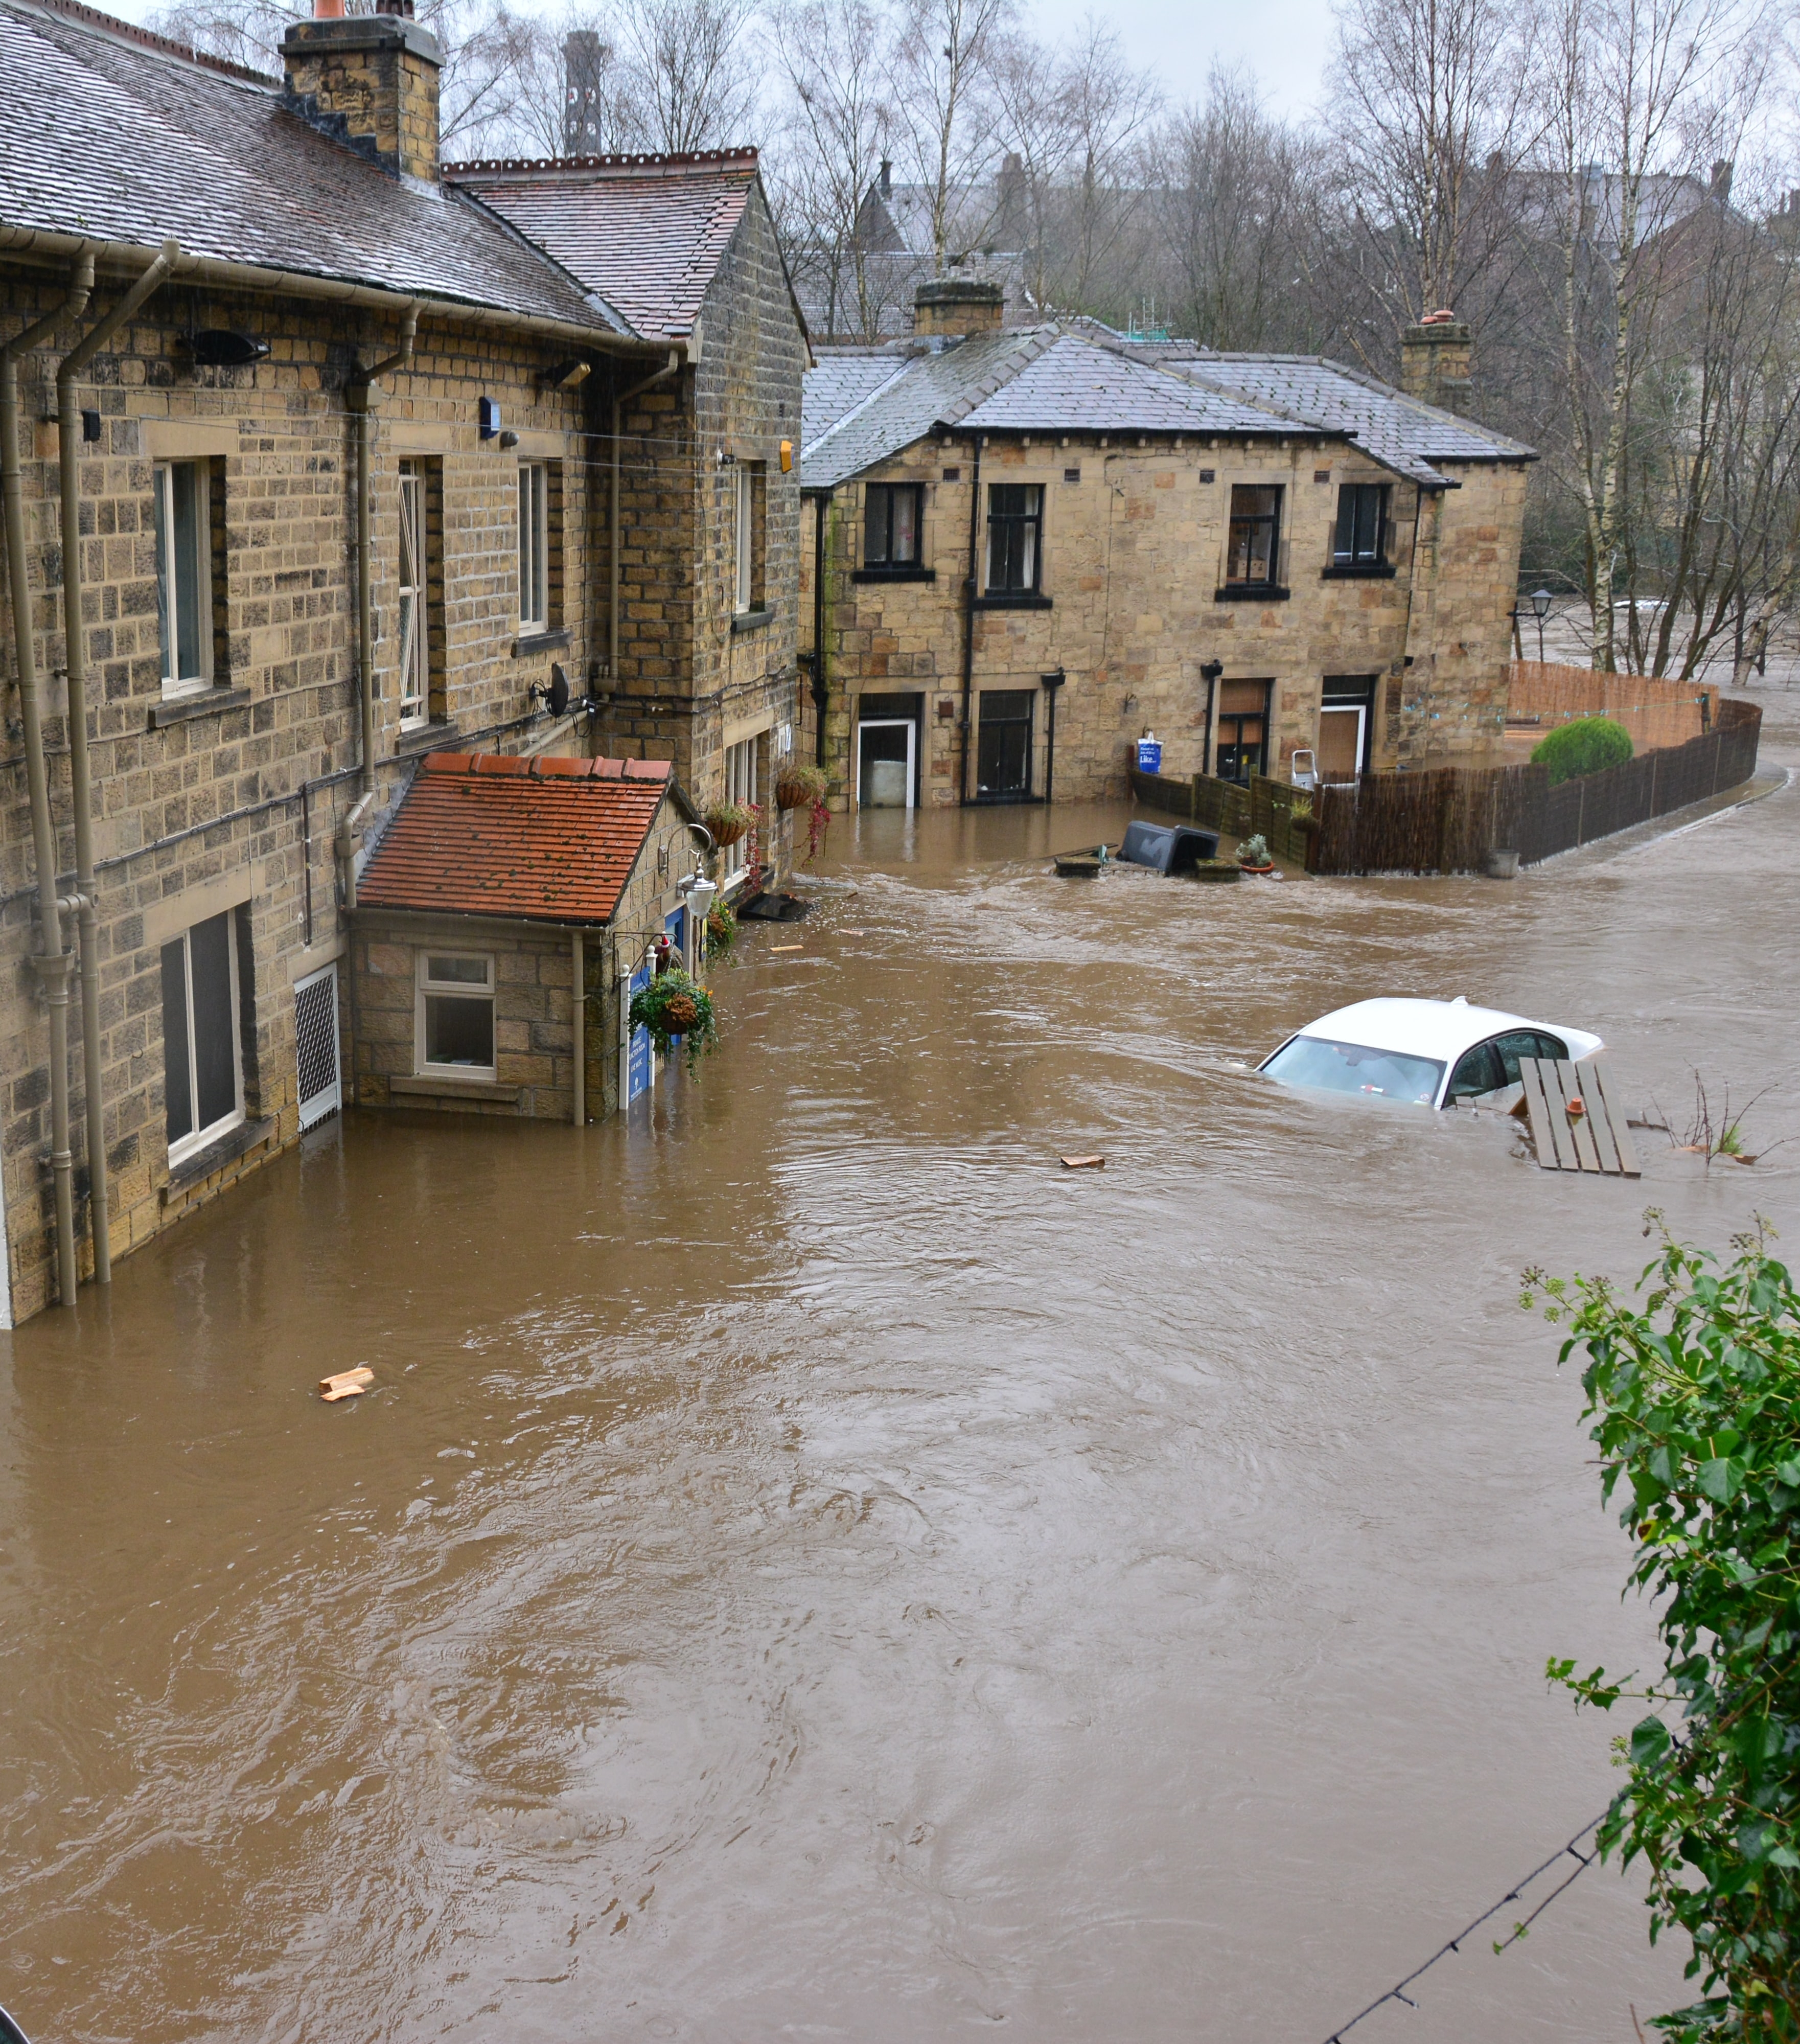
(1520, 1057, 1568, 1169)
(1582, 1066, 1623, 1173)
(1557, 1059, 1604, 1171)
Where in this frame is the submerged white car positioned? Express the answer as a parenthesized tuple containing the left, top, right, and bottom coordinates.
(1259, 997, 1604, 1111)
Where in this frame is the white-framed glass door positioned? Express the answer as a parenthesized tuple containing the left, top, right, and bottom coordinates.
(1316, 703, 1366, 782)
(857, 718, 915, 809)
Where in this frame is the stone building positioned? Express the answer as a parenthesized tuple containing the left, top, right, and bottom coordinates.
(798, 286, 1533, 810)
(0, 0, 804, 1323)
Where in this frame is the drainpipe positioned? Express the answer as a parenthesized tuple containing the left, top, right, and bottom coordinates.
(345, 305, 418, 797)
(959, 438, 983, 805)
(809, 487, 831, 769)
(3, 250, 93, 1307)
(610, 351, 679, 699)
(1040, 668, 1064, 805)
(571, 928, 584, 1125)
(58, 240, 178, 1288)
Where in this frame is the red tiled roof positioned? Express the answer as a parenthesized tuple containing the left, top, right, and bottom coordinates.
(444, 152, 757, 339)
(357, 752, 672, 925)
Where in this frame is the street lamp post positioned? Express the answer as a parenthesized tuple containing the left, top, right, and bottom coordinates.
(1530, 588, 1553, 663)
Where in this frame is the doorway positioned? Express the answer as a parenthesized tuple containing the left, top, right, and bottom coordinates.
(858, 718, 915, 808)
(1216, 678, 1271, 785)
(976, 688, 1034, 801)
(1319, 676, 1375, 781)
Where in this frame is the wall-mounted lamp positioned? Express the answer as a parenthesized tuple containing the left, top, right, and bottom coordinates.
(80, 409, 102, 444)
(1200, 659, 1224, 684)
(540, 359, 591, 388)
(779, 439, 793, 473)
(479, 396, 501, 440)
(716, 446, 737, 468)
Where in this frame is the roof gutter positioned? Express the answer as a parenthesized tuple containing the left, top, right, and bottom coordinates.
(0, 225, 672, 358)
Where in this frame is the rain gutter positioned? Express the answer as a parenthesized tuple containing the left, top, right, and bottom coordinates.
(57, 239, 180, 1290)
(2, 248, 94, 1307)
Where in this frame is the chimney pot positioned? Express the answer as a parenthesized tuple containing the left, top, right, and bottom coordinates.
(879, 159, 892, 199)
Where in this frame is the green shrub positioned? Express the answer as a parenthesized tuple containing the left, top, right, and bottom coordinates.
(1532, 716, 1634, 785)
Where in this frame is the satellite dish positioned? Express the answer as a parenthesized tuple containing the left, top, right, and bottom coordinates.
(547, 663, 571, 716)
(188, 329, 270, 367)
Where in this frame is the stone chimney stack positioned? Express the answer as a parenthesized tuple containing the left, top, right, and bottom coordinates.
(282, 0, 442, 189)
(1400, 309, 1472, 414)
(914, 278, 1004, 338)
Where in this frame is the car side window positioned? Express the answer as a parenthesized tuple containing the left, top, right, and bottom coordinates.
(1489, 1031, 1543, 1087)
(1533, 1031, 1568, 1061)
(1447, 1042, 1503, 1099)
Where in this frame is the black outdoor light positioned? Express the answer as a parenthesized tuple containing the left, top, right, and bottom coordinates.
(187, 328, 270, 368)
(1530, 587, 1553, 661)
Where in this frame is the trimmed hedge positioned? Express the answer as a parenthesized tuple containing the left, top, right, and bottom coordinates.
(1531, 715, 1634, 786)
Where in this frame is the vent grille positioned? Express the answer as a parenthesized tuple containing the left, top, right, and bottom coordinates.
(295, 964, 342, 1131)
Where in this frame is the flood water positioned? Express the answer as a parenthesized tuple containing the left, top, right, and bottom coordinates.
(4, 703, 1797, 2044)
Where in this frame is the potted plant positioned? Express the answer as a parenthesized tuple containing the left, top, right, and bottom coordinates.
(705, 898, 737, 958)
(704, 799, 756, 849)
(628, 967, 719, 1074)
(774, 763, 827, 811)
(1237, 832, 1275, 874)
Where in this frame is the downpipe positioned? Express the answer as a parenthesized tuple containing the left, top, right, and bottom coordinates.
(959, 437, 982, 805)
(57, 239, 179, 1288)
(345, 305, 418, 798)
(2, 248, 93, 1307)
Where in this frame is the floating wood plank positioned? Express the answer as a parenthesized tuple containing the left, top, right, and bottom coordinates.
(1520, 1057, 1576, 1169)
(1587, 1058, 1641, 1176)
(1060, 1155, 1105, 1170)
(320, 1366, 374, 1402)
(1520, 1057, 1639, 1176)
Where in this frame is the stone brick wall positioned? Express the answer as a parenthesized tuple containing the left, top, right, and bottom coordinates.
(800, 433, 1529, 808)
(597, 181, 807, 883)
(0, 261, 606, 1321)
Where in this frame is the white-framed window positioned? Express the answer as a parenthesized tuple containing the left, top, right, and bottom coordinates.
(398, 461, 428, 730)
(153, 460, 213, 697)
(519, 461, 549, 631)
(722, 734, 758, 885)
(734, 465, 754, 614)
(160, 909, 244, 1165)
(416, 952, 496, 1079)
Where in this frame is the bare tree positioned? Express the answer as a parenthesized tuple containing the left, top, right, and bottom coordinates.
(1037, 18, 1161, 315)
(768, 0, 892, 337)
(885, 0, 1013, 273)
(613, 0, 760, 152)
(1531, 0, 1773, 668)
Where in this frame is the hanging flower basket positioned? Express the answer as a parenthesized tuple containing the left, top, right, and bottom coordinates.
(628, 968, 719, 1073)
(704, 800, 756, 849)
(774, 764, 828, 812)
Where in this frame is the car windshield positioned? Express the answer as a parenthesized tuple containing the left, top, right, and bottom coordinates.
(1261, 1034, 1445, 1107)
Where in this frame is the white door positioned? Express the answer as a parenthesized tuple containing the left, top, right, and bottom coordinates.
(1316, 704, 1366, 782)
(857, 718, 916, 808)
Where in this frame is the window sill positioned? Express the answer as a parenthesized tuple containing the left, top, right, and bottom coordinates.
(164, 1114, 275, 1192)
(852, 566, 937, 584)
(395, 718, 460, 757)
(1321, 563, 1397, 580)
(974, 592, 1053, 610)
(393, 1073, 520, 1104)
(1214, 585, 1291, 603)
(512, 627, 571, 658)
(148, 684, 252, 730)
(731, 608, 774, 634)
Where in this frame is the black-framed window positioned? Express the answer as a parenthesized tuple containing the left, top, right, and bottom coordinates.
(986, 484, 1043, 593)
(865, 483, 922, 568)
(1334, 484, 1388, 566)
(1226, 485, 1281, 586)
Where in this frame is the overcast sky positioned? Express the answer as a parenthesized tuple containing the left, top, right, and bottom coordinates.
(105, 0, 1339, 121)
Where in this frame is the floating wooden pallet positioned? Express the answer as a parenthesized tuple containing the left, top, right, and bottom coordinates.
(1519, 1055, 1640, 1176)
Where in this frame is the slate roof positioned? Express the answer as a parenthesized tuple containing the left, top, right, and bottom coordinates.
(0, 0, 627, 332)
(358, 753, 672, 926)
(1162, 353, 1535, 487)
(444, 152, 759, 340)
(802, 324, 1535, 491)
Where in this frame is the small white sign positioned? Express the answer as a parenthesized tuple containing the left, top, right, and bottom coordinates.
(778, 722, 793, 755)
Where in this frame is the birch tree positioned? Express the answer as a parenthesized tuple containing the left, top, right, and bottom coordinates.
(884, 0, 1012, 273)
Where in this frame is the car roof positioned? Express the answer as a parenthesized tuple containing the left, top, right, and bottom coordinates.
(1295, 997, 1599, 1064)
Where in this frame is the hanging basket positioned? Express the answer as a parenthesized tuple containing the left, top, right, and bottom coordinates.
(705, 800, 755, 849)
(628, 968, 719, 1073)
(774, 764, 828, 812)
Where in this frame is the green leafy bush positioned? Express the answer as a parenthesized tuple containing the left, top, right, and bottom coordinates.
(628, 968, 719, 1073)
(1532, 716, 1634, 785)
(1524, 1219, 1800, 2041)
(705, 899, 736, 959)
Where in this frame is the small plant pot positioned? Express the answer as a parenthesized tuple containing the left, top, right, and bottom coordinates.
(1238, 861, 1276, 876)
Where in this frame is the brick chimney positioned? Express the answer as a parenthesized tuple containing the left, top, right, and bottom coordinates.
(914, 279, 1004, 338)
(1400, 309, 1472, 414)
(282, 0, 442, 189)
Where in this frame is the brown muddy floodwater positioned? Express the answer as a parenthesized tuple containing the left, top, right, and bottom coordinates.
(4, 706, 1798, 2044)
